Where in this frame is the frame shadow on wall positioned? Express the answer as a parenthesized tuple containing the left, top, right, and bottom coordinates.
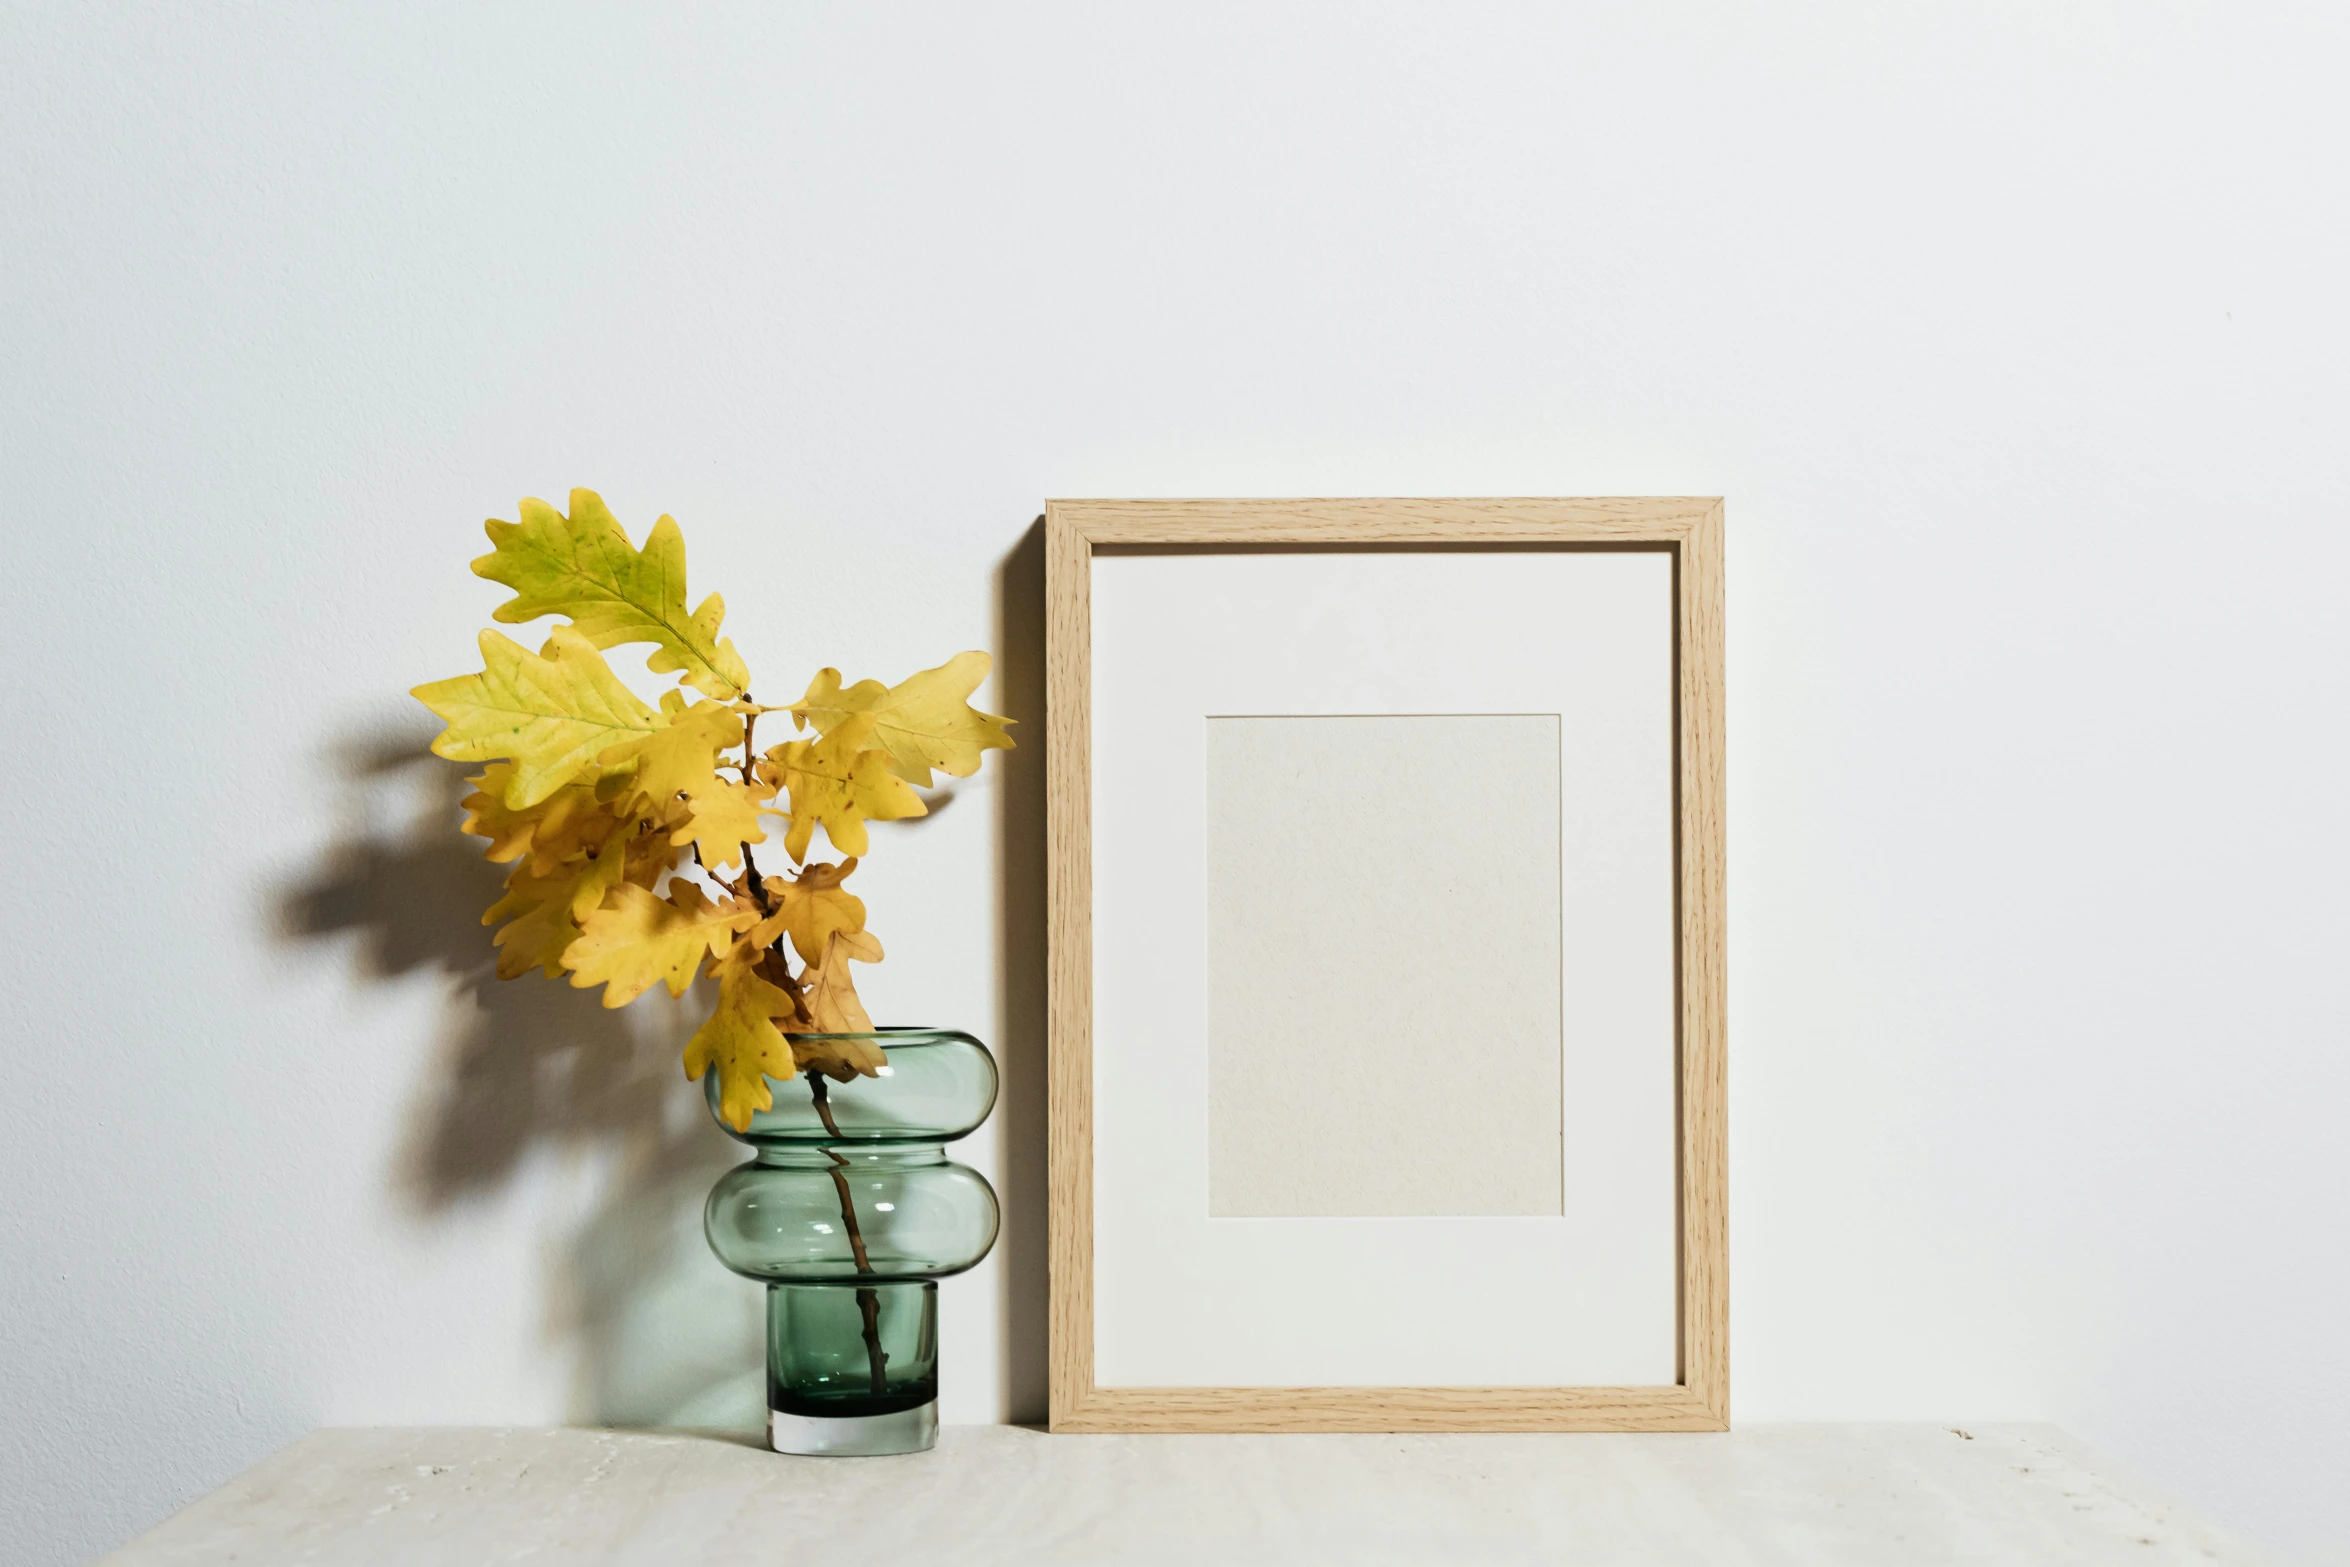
(994, 516, 1052, 1424)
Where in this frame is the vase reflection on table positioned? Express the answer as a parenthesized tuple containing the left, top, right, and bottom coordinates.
(702, 1028, 999, 1456)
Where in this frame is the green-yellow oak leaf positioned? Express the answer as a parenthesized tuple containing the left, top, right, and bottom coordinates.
(563, 881, 758, 1007)
(683, 946, 800, 1131)
(790, 650, 1014, 788)
(472, 488, 752, 699)
(414, 626, 662, 807)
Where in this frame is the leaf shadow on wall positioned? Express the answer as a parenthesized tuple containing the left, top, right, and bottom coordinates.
(278, 730, 762, 1433)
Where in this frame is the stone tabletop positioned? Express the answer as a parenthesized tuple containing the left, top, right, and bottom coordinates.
(98, 1422, 2267, 1566)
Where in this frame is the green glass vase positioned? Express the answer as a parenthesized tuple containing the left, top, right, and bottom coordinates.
(703, 1029, 998, 1456)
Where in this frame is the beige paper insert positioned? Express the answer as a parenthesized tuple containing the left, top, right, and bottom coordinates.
(1206, 714, 1564, 1218)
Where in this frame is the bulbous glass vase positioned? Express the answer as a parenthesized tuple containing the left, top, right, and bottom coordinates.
(703, 1029, 999, 1456)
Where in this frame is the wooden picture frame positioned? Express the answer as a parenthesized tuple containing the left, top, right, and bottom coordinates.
(1045, 498, 1727, 1433)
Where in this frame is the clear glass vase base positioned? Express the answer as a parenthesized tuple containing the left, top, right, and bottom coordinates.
(768, 1401, 938, 1456)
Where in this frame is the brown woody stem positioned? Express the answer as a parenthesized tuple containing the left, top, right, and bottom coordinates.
(742, 846, 771, 912)
(808, 1073, 887, 1397)
(736, 706, 779, 920)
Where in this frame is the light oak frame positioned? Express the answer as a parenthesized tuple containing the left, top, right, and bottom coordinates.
(1046, 498, 1727, 1433)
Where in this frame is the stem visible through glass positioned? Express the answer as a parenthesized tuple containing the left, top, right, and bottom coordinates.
(807, 1073, 888, 1399)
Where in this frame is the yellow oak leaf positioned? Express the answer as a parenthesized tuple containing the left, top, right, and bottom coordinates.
(683, 946, 800, 1131)
(480, 847, 628, 980)
(576, 820, 680, 908)
(485, 889, 580, 980)
(598, 695, 745, 812)
(524, 800, 633, 876)
(459, 765, 549, 863)
(668, 778, 770, 872)
(762, 713, 925, 861)
(791, 650, 1014, 787)
(744, 858, 866, 967)
(563, 881, 758, 1007)
(462, 765, 631, 875)
(619, 821, 681, 889)
(471, 489, 751, 699)
(414, 626, 662, 807)
(782, 928, 886, 1081)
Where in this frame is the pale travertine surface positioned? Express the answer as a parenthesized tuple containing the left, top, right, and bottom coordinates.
(1205, 714, 1563, 1218)
(101, 1424, 2273, 1567)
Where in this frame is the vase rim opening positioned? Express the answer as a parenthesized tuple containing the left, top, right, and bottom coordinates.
(782, 1026, 979, 1042)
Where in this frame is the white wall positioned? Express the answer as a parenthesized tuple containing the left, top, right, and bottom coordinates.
(5, 3, 2345, 1563)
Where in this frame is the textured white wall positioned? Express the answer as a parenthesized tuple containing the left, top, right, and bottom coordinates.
(5, 4, 2346, 1563)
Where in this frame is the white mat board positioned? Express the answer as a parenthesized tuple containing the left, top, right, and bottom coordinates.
(1091, 549, 1676, 1388)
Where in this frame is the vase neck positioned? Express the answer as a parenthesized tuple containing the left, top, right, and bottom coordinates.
(755, 1144, 946, 1169)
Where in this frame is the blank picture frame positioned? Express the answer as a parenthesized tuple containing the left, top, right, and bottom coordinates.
(1046, 498, 1727, 1433)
